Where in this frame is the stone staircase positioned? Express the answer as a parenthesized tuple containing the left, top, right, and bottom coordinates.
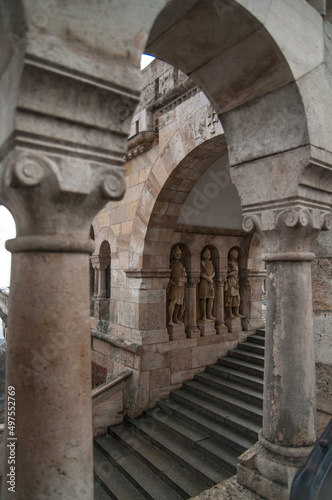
(94, 330, 265, 500)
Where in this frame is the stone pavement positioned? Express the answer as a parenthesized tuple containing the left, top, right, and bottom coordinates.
(190, 476, 264, 500)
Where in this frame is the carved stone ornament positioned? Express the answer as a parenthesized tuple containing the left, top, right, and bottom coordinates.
(125, 131, 156, 161)
(1, 149, 126, 254)
(242, 206, 332, 260)
(101, 167, 126, 200)
(242, 207, 332, 233)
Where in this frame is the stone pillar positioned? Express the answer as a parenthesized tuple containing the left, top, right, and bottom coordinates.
(91, 256, 110, 320)
(97, 258, 109, 299)
(0, 149, 126, 499)
(215, 271, 228, 335)
(185, 273, 200, 338)
(90, 258, 99, 299)
(241, 270, 266, 331)
(238, 207, 332, 499)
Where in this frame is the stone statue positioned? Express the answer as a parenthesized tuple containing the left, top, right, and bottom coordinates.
(225, 248, 244, 319)
(167, 245, 187, 326)
(198, 248, 216, 321)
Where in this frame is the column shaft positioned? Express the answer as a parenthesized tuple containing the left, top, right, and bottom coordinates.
(93, 267, 99, 298)
(215, 273, 227, 334)
(186, 278, 200, 338)
(3, 252, 93, 499)
(98, 266, 107, 299)
(263, 259, 316, 446)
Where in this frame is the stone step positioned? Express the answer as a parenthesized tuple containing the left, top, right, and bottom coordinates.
(126, 416, 231, 487)
(218, 356, 264, 378)
(95, 434, 183, 500)
(168, 390, 261, 440)
(195, 437, 238, 474)
(227, 348, 265, 366)
(108, 423, 208, 499)
(151, 404, 256, 454)
(245, 334, 265, 346)
(94, 447, 145, 500)
(207, 364, 264, 392)
(256, 329, 266, 337)
(181, 380, 263, 423)
(142, 407, 238, 474)
(94, 480, 113, 500)
(194, 371, 263, 406)
(239, 341, 265, 355)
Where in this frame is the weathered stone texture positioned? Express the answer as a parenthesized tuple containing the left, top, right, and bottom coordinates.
(311, 258, 332, 311)
(316, 362, 332, 414)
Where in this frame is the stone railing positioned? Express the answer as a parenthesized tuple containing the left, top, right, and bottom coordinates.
(92, 370, 132, 436)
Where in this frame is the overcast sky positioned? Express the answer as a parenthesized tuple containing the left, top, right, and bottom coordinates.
(0, 206, 16, 288)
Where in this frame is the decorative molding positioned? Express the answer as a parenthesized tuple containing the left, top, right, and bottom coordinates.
(25, 54, 140, 100)
(153, 85, 200, 131)
(175, 224, 247, 237)
(124, 131, 156, 161)
(148, 78, 198, 113)
(12, 123, 127, 166)
(242, 207, 332, 233)
(125, 268, 171, 279)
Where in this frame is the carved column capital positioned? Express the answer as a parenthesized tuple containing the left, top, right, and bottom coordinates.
(1, 149, 125, 254)
(216, 270, 227, 285)
(243, 206, 332, 260)
(90, 255, 109, 270)
(187, 272, 200, 288)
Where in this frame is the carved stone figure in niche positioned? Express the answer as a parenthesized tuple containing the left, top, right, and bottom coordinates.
(167, 246, 187, 326)
(225, 248, 244, 319)
(198, 248, 216, 321)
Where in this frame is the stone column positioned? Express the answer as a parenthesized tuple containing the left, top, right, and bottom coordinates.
(241, 270, 266, 331)
(185, 273, 200, 338)
(90, 256, 110, 319)
(238, 207, 332, 499)
(97, 258, 109, 299)
(1, 149, 126, 499)
(215, 271, 228, 335)
(90, 257, 99, 299)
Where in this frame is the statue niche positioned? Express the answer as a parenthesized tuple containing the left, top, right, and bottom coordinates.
(167, 245, 187, 327)
(225, 248, 244, 319)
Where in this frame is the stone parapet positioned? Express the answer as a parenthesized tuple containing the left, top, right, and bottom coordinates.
(90, 326, 251, 417)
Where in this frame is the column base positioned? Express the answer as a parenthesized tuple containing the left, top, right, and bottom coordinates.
(225, 317, 242, 332)
(216, 323, 228, 334)
(186, 326, 201, 338)
(237, 437, 313, 500)
(168, 324, 186, 340)
(197, 319, 216, 336)
(94, 298, 109, 320)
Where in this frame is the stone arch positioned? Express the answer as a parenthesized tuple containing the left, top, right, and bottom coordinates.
(146, 0, 318, 165)
(93, 226, 114, 256)
(132, 130, 229, 270)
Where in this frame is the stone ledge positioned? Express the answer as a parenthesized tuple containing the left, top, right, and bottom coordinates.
(189, 476, 264, 500)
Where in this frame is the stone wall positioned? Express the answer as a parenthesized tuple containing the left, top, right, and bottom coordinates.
(91, 362, 107, 389)
(312, 230, 332, 416)
(91, 327, 249, 418)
